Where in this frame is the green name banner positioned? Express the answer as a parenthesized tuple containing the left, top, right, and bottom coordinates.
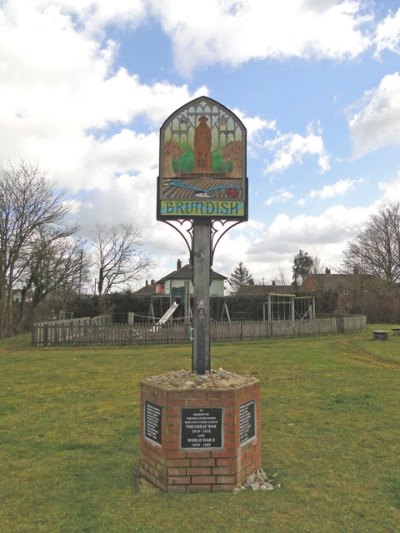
(160, 200, 245, 217)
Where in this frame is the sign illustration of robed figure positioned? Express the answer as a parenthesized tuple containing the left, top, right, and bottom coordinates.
(157, 96, 248, 220)
(194, 116, 212, 172)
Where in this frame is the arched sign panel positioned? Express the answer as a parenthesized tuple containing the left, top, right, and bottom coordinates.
(157, 96, 248, 221)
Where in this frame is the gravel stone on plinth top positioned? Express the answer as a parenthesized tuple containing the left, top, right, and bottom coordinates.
(142, 368, 259, 391)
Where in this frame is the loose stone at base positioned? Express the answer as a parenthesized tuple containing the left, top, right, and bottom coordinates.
(234, 468, 281, 493)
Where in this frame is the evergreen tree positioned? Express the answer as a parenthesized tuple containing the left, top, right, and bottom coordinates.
(292, 249, 314, 287)
(228, 262, 254, 294)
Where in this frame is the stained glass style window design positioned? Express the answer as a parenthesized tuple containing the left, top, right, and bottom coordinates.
(157, 96, 247, 220)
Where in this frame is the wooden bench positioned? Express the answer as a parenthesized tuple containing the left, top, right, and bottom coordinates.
(392, 328, 400, 336)
(373, 330, 388, 341)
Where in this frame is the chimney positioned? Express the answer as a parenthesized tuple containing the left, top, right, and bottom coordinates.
(177, 259, 182, 270)
(272, 280, 276, 286)
(145, 280, 148, 286)
(325, 268, 331, 275)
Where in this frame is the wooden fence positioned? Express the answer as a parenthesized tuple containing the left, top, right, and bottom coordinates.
(337, 315, 367, 333)
(31, 315, 366, 347)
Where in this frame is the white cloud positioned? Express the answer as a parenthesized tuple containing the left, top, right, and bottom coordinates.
(151, 0, 371, 75)
(233, 109, 276, 160)
(2, 0, 149, 34)
(309, 178, 363, 199)
(0, 2, 207, 189)
(348, 72, 400, 158)
(51, 129, 159, 191)
(378, 170, 400, 203)
(0, 0, 379, 81)
(168, 172, 398, 286)
(233, 109, 276, 141)
(256, 207, 364, 247)
(0, 0, 272, 189)
(264, 189, 295, 206)
(5, 0, 372, 77)
(68, 169, 156, 229)
(0, 0, 396, 290)
(374, 7, 400, 56)
(244, 204, 373, 277)
(264, 123, 330, 174)
(199, 204, 375, 284)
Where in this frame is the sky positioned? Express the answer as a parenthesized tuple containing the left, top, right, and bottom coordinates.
(1, 0, 400, 289)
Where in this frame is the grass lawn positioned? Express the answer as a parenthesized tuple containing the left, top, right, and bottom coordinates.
(1, 326, 399, 532)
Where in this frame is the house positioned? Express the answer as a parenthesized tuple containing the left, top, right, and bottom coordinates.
(134, 279, 157, 296)
(156, 259, 226, 298)
(135, 259, 226, 299)
(235, 281, 313, 321)
(236, 281, 294, 297)
(299, 268, 379, 314)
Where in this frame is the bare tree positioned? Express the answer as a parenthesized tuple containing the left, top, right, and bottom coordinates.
(93, 223, 152, 312)
(310, 255, 324, 275)
(274, 265, 290, 285)
(342, 202, 400, 289)
(17, 227, 89, 325)
(0, 161, 70, 336)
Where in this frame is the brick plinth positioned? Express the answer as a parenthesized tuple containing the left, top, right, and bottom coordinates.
(139, 370, 261, 492)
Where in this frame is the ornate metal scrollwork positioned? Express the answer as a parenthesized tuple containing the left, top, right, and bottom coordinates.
(162, 218, 243, 267)
(210, 219, 243, 265)
(163, 219, 194, 263)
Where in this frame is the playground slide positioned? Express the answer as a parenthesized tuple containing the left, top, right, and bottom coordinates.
(157, 300, 180, 326)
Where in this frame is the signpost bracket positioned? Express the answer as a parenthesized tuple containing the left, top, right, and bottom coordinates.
(210, 219, 243, 265)
(162, 218, 243, 268)
(163, 219, 194, 264)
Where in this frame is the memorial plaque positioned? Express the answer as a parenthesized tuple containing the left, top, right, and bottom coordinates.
(144, 401, 162, 445)
(181, 408, 223, 449)
(240, 400, 256, 445)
